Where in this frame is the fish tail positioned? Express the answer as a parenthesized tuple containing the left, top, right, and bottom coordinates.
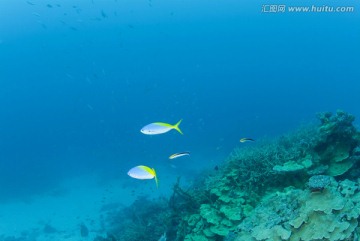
(152, 168, 159, 188)
(173, 119, 183, 135)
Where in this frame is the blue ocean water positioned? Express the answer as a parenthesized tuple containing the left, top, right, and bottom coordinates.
(0, 0, 359, 220)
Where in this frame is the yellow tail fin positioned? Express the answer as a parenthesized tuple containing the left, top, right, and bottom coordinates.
(173, 119, 183, 135)
(152, 168, 159, 188)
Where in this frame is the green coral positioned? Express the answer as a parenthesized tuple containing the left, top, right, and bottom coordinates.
(181, 184, 248, 240)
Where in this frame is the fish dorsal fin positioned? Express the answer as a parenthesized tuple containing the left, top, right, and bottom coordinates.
(138, 165, 152, 173)
(154, 122, 171, 126)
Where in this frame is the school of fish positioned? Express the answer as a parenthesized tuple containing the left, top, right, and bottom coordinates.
(127, 119, 255, 187)
(127, 120, 185, 187)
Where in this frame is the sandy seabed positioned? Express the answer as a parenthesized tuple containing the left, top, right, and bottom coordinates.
(0, 174, 171, 241)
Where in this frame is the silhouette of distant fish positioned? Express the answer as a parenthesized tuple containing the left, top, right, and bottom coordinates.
(101, 10, 107, 18)
(240, 138, 255, 143)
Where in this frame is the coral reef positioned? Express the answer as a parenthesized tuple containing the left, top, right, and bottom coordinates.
(98, 111, 360, 241)
(168, 175, 250, 240)
(236, 178, 360, 240)
(307, 175, 331, 191)
(172, 110, 360, 240)
(314, 110, 359, 176)
(104, 196, 171, 241)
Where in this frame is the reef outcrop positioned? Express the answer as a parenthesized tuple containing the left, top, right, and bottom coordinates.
(173, 110, 360, 241)
(100, 110, 360, 241)
(236, 178, 360, 240)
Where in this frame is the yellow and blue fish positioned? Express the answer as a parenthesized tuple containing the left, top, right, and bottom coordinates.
(127, 165, 158, 188)
(141, 119, 183, 135)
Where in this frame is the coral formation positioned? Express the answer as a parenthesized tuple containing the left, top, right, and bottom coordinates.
(273, 158, 313, 173)
(308, 175, 331, 191)
(177, 177, 249, 240)
(236, 178, 360, 240)
(98, 111, 360, 241)
(104, 196, 171, 241)
(315, 110, 359, 176)
(173, 110, 360, 241)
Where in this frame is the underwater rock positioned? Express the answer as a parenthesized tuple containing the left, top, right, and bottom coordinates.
(308, 175, 331, 192)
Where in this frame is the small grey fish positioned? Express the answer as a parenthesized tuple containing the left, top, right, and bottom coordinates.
(169, 152, 190, 160)
(240, 137, 255, 143)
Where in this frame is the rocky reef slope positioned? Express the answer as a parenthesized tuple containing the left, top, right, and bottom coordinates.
(99, 110, 360, 241)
